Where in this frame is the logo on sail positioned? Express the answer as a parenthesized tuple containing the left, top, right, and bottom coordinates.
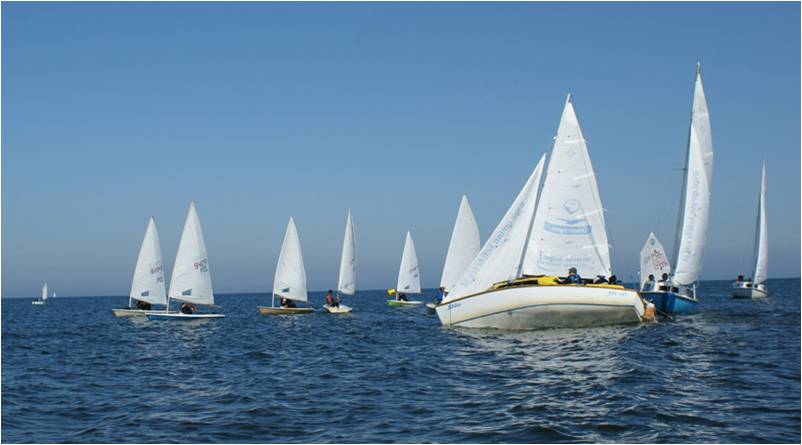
(194, 258, 209, 273)
(544, 199, 592, 235)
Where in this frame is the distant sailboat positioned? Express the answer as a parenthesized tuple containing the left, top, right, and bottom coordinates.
(32, 282, 47, 305)
(641, 62, 714, 315)
(733, 163, 768, 299)
(325, 210, 356, 314)
(639, 232, 671, 291)
(435, 95, 646, 329)
(428, 195, 481, 311)
(387, 231, 424, 306)
(258, 217, 314, 315)
(113, 217, 169, 317)
(148, 202, 224, 320)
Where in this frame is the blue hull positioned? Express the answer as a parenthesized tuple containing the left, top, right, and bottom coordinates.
(640, 291, 698, 315)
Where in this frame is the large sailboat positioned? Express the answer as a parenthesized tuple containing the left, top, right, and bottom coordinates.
(435, 95, 646, 329)
(113, 217, 169, 317)
(641, 63, 714, 315)
(32, 282, 47, 305)
(387, 231, 424, 306)
(258, 217, 314, 315)
(732, 162, 768, 299)
(325, 210, 356, 314)
(639, 232, 671, 291)
(148, 202, 224, 320)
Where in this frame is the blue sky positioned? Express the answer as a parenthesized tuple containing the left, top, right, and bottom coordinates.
(3, 2, 799, 297)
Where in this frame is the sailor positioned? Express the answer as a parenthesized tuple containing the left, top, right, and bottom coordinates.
(435, 286, 446, 304)
(594, 275, 609, 284)
(397, 292, 409, 302)
(280, 297, 297, 308)
(325, 290, 339, 308)
(136, 300, 152, 310)
(658, 273, 670, 291)
(608, 275, 619, 285)
(559, 267, 582, 284)
(736, 275, 744, 283)
(642, 274, 656, 291)
(179, 303, 196, 314)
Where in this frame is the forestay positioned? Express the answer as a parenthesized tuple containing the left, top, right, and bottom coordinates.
(440, 195, 481, 293)
(640, 232, 671, 288)
(130, 217, 167, 306)
(752, 163, 768, 285)
(672, 64, 714, 286)
(396, 231, 421, 294)
(168, 202, 214, 306)
(337, 210, 357, 296)
(273, 217, 308, 302)
(522, 95, 611, 278)
(444, 154, 546, 303)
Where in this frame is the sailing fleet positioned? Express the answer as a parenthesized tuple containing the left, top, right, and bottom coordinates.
(32, 63, 768, 328)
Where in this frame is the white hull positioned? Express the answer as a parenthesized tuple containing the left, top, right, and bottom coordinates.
(32, 300, 45, 305)
(323, 304, 352, 314)
(436, 285, 645, 330)
(386, 300, 424, 306)
(732, 282, 768, 299)
(112, 308, 169, 317)
(148, 313, 225, 320)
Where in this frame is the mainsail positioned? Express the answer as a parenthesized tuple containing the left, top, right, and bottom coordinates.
(671, 63, 714, 286)
(168, 202, 214, 306)
(640, 232, 671, 288)
(444, 154, 546, 303)
(396, 232, 421, 294)
(130, 217, 167, 306)
(273, 217, 308, 302)
(41, 283, 48, 301)
(440, 195, 481, 293)
(337, 210, 357, 296)
(522, 94, 611, 278)
(752, 163, 768, 285)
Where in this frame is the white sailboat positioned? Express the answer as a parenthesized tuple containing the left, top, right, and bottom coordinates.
(32, 282, 47, 305)
(387, 231, 424, 306)
(428, 195, 481, 311)
(639, 232, 671, 291)
(113, 217, 169, 317)
(641, 62, 714, 315)
(258, 217, 314, 315)
(435, 95, 646, 329)
(325, 210, 356, 314)
(148, 202, 224, 320)
(733, 162, 768, 299)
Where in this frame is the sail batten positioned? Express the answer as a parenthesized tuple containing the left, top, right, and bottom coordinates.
(440, 195, 481, 293)
(397, 232, 421, 294)
(337, 211, 357, 295)
(273, 217, 308, 302)
(130, 217, 167, 306)
(168, 202, 214, 305)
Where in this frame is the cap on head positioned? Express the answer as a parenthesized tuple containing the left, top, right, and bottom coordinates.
(569, 267, 577, 273)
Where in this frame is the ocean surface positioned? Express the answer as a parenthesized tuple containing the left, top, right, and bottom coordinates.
(2, 279, 800, 443)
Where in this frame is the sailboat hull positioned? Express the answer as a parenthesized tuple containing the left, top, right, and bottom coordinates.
(323, 304, 352, 314)
(32, 301, 45, 305)
(731, 282, 768, 299)
(146, 313, 225, 320)
(112, 308, 169, 317)
(387, 300, 424, 307)
(257, 306, 314, 315)
(640, 290, 698, 315)
(436, 285, 645, 330)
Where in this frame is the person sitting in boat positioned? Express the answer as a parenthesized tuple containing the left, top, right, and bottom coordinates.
(657, 273, 670, 290)
(397, 292, 409, 302)
(608, 275, 618, 285)
(435, 286, 446, 304)
(280, 297, 297, 308)
(642, 274, 656, 291)
(594, 275, 608, 284)
(558, 267, 582, 284)
(179, 303, 196, 314)
(735, 274, 744, 283)
(135, 300, 152, 310)
(325, 290, 339, 308)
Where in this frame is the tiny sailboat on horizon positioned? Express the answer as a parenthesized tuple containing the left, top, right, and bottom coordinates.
(387, 231, 424, 306)
(32, 282, 47, 305)
(258, 217, 314, 315)
(732, 162, 768, 299)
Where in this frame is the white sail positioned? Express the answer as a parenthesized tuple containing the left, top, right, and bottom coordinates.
(522, 95, 611, 278)
(273, 217, 308, 302)
(396, 231, 421, 294)
(671, 63, 714, 286)
(52, 292, 56, 298)
(168, 202, 214, 306)
(130, 217, 167, 306)
(640, 232, 671, 288)
(444, 154, 546, 303)
(337, 210, 357, 295)
(440, 195, 481, 292)
(752, 162, 768, 285)
(41, 283, 48, 301)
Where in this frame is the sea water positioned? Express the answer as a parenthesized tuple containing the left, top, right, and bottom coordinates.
(2, 279, 799, 443)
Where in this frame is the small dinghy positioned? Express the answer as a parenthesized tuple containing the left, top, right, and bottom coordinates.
(113, 217, 169, 317)
(387, 232, 424, 306)
(32, 283, 47, 305)
(639, 232, 671, 292)
(324, 210, 357, 315)
(147, 202, 224, 321)
(258, 217, 315, 315)
(732, 163, 768, 299)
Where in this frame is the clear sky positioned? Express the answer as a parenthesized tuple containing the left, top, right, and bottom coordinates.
(2, 2, 799, 297)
